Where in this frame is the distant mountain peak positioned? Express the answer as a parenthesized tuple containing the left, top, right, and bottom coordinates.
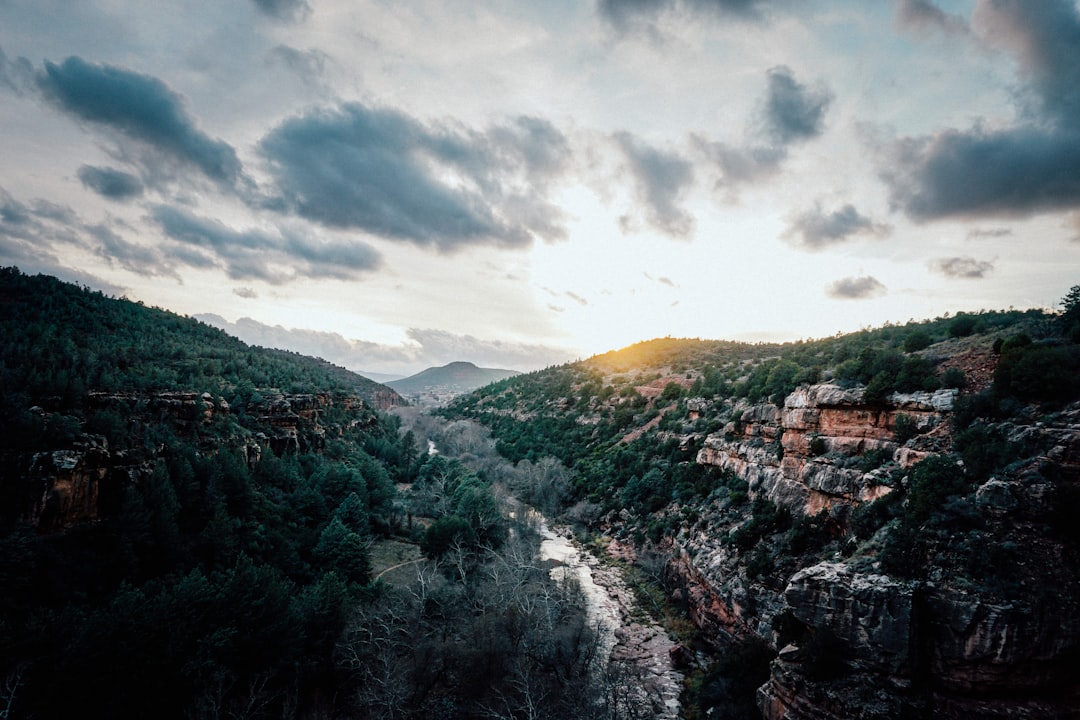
(387, 360, 519, 402)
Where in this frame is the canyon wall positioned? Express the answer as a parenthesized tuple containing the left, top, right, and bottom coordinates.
(676, 383, 1080, 718)
(11, 391, 373, 531)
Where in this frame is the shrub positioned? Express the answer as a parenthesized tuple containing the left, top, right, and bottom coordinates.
(904, 454, 969, 523)
(849, 492, 900, 540)
(661, 381, 685, 401)
(879, 520, 926, 578)
(1000, 333, 1032, 353)
(420, 515, 474, 557)
(691, 638, 775, 719)
(802, 626, 848, 681)
(941, 367, 966, 389)
(994, 343, 1080, 403)
(893, 414, 918, 444)
(903, 331, 932, 353)
(730, 497, 791, 550)
(856, 447, 893, 473)
(954, 425, 1020, 480)
(895, 356, 940, 393)
(949, 314, 978, 338)
(784, 511, 831, 555)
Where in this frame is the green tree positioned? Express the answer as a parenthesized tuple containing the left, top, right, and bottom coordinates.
(421, 515, 474, 557)
(903, 330, 932, 353)
(949, 313, 978, 338)
(1062, 284, 1080, 341)
(314, 517, 371, 584)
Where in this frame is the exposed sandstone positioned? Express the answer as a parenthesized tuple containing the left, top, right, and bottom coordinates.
(697, 383, 947, 516)
(758, 562, 1080, 719)
(784, 562, 914, 676)
(682, 388, 1080, 719)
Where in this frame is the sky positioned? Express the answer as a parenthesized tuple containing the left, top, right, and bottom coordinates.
(2, 0, 1079, 377)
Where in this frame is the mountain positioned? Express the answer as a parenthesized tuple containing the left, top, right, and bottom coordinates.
(0, 267, 403, 411)
(445, 306, 1080, 718)
(387, 360, 520, 398)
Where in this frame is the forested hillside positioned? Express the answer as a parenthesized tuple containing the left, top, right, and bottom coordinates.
(0, 268, 602, 719)
(445, 301, 1080, 718)
(0, 266, 402, 409)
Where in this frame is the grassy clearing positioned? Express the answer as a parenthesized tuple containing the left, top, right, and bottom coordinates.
(370, 539, 425, 587)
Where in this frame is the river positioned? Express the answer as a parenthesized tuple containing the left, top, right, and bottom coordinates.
(536, 514, 683, 719)
(425, 436, 682, 717)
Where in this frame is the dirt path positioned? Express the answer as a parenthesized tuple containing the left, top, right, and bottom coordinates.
(374, 557, 426, 580)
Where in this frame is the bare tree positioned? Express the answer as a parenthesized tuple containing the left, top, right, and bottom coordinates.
(0, 664, 25, 720)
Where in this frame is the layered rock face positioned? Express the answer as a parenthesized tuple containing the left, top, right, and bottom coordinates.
(12, 391, 370, 531)
(676, 385, 1080, 719)
(696, 383, 956, 516)
(756, 562, 1080, 719)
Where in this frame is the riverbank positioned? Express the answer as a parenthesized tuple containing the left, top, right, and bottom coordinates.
(540, 522, 683, 719)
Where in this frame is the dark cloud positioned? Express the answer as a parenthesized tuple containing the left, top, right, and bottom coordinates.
(87, 222, 176, 278)
(693, 136, 786, 190)
(826, 275, 887, 300)
(0, 46, 34, 95)
(77, 165, 144, 200)
(598, 0, 766, 31)
(38, 56, 242, 185)
(974, 0, 1080, 128)
(696, 66, 829, 198)
(783, 203, 891, 250)
(614, 131, 695, 237)
(883, 126, 1080, 220)
(882, 1, 1080, 221)
(967, 227, 1013, 239)
(233, 287, 258, 299)
(894, 0, 968, 36)
(197, 315, 575, 375)
(259, 104, 570, 250)
(762, 66, 832, 144)
(0, 190, 32, 228)
(252, 0, 310, 21)
(929, 256, 994, 278)
(0, 186, 171, 280)
(252, 0, 311, 21)
(151, 205, 381, 283)
(267, 46, 330, 87)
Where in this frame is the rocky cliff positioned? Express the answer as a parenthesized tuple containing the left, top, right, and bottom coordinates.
(9, 390, 375, 531)
(696, 383, 957, 517)
(670, 383, 1080, 719)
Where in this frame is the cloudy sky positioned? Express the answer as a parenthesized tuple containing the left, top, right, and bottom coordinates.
(2, 0, 1078, 377)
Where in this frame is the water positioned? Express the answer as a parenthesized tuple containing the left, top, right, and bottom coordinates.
(537, 517, 621, 663)
(534, 512, 683, 719)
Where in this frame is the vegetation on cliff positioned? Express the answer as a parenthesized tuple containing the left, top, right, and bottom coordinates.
(444, 295, 1080, 718)
(0, 268, 604, 719)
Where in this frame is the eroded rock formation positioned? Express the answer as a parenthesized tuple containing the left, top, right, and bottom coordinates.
(696, 383, 957, 516)
(10, 390, 372, 531)
(672, 384, 1080, 719)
